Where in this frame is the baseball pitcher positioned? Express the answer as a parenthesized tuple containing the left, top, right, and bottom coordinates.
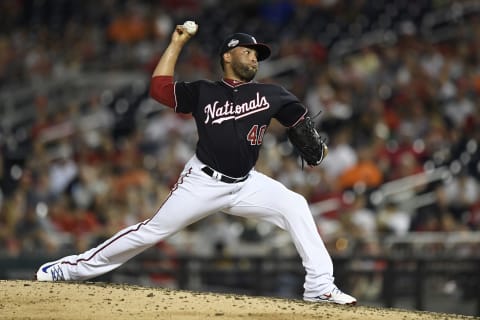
(36, 22, 356, 305)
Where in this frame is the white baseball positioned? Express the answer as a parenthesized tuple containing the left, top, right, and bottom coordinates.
(183, 21, 198, 35)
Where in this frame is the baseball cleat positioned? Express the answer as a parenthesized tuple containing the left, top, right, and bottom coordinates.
(36, 260, 66, 281)
(304, 287, 357, 305)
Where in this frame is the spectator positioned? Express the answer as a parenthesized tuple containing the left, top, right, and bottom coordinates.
(107, 7, 149, 45)
(442, 170, 479, 223)
(377, 200, 412, 236)
(339, 193, 377, 241)
(321, 127, 357, 181)
(15, 205, 58, 254)
(48, 146, 78, 197)
(442, 79, 475, 129)
(338, 143, 383, 192)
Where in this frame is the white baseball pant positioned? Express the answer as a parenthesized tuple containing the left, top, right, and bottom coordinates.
(56, 155, 336, 296)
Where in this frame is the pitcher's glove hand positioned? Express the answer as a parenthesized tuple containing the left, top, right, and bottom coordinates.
(287, 116, 328, 167)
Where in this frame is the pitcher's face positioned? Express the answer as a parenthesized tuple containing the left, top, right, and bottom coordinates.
(227, 46, 258, 82)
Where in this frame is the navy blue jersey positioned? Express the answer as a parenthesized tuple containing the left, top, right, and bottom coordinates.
(174, 79, 307, 177)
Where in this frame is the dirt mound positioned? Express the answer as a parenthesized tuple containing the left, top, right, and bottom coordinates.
(0, 280, 474, 320)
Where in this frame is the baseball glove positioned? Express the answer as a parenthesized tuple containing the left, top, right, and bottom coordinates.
(287, 116, 328, 167)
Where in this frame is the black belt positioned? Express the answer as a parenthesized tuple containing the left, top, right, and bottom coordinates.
(201, 166, 248, 184)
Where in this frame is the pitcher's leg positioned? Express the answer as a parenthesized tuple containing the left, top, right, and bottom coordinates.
(57, 219, 160, 280)
(37, 159, 231, 281)
(41, 191, 205, 280)
(225, 171, 335, 297)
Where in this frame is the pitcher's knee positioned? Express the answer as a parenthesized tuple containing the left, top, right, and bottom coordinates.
(282, 192, 310, 213)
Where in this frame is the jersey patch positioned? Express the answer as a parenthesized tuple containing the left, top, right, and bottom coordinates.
(203, 92, 270, 124)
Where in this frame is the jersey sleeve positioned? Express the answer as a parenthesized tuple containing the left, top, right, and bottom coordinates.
(150, 76, 175, 108)
(274, 87, 308, 127)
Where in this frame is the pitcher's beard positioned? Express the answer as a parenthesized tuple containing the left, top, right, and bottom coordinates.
(231, 61, 257, 82)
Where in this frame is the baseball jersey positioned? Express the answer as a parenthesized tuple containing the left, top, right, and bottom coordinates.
(173, 79, 307, 177)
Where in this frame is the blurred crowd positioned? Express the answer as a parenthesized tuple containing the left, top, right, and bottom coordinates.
(1, 0, 480, 271)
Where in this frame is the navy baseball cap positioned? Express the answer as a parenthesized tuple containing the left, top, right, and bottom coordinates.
(219, 33, 271, 61)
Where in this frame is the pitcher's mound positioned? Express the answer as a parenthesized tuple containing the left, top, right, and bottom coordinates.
(0, 280, 473, 320)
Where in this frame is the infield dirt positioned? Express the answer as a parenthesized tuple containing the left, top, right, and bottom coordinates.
(0, 280, 476, 320)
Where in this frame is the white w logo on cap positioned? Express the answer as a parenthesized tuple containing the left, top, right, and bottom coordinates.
(228, 39, 239, 47)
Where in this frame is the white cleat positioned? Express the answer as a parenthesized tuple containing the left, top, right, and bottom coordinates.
(304, 287, 357, 305)
(36, 260, 66, 281)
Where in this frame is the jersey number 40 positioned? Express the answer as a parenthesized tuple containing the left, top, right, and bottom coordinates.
(247, 124, 267, 145)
